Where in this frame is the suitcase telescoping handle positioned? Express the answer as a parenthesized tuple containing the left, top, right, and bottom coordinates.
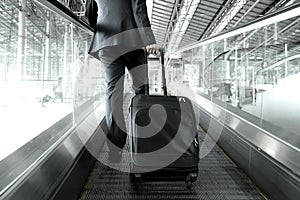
(144, 48, 167, 96)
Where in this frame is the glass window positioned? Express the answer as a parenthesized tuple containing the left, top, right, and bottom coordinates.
(179, 13, 300, 148)
(0, 0, 104, 161)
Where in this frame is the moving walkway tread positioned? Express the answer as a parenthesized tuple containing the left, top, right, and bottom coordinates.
(79, 129, 267, 200)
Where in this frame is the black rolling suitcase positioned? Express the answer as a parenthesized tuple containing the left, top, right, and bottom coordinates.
(129, 49, 199, 189)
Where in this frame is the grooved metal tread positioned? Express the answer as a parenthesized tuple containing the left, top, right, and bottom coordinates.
(79, 131, 266, 200)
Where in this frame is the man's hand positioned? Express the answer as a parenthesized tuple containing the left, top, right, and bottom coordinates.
(146, 44, 160, 54)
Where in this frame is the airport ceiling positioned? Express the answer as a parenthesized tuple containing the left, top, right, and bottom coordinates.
(0, 0, 299, 56)
(148, 0, 293, 52)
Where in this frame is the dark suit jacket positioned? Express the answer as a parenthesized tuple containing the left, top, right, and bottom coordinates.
(85, 0, 156, 55)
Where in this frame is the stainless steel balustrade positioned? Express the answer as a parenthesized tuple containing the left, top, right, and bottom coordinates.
(0, 0, 105, 199)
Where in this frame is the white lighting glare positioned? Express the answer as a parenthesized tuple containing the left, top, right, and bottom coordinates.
(167, 0, 201, 53)
(213, 0, 246, 35)
(178, 6, 300, 53)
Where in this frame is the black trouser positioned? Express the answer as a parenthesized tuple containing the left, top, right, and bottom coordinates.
(99, 46, 147, 149)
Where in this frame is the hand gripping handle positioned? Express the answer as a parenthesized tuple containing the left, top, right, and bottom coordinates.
(144, 48, 167, 96)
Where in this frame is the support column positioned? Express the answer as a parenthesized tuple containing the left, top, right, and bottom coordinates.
(274, 23, 278, 43)
(182, 56, 185, 82)
(210, 44, 214, 98)
(264, 27, 268, 83)
(70, 24, 75, 86)
(243, 33, 249, 87)
(45, 11, 51, 80)
(198, 55, 201, 87)
(17, 0, 26, 80)
(63, 23, 74, 102)
(202, 46, 206, 92)
(285, 43, 288, 77)
(41, 45, 45, 92)
(63, 23, 69, 101)
(252, 66, 255, 104)
(234, 46, 239, 103)
(224, 39, 230, 80)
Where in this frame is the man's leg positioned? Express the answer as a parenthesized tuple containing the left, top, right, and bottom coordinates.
(123, 49, 148, 95)
(59, 93, 63, 102)
(99, 48, 127, 150)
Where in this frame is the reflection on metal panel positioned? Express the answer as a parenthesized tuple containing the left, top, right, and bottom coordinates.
(196, 94, 300, 176)
(0, 101, 105, 199)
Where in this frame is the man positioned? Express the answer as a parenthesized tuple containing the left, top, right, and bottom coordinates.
(85, 0, 159, 161)
(53, 77, 63, 102)
(41, 77, 63, 107)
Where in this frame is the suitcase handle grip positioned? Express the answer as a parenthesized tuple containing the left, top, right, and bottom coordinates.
(144, 48, 167, 96)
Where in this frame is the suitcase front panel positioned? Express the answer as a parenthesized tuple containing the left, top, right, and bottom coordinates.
(130, 94, 199, 169)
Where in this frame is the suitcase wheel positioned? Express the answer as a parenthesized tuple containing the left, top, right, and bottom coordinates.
(185, 181, 192, 190)
(129, 173, 142, 189)
(185, 173, 197, 190)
